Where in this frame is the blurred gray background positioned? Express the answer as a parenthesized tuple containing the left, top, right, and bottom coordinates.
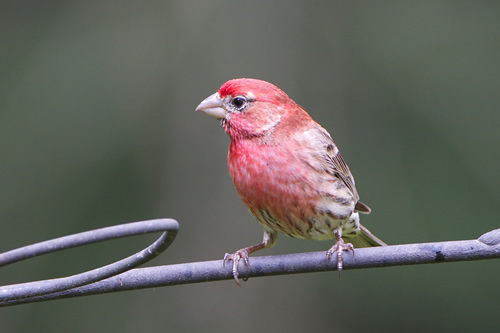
(1, 1, 499, 332)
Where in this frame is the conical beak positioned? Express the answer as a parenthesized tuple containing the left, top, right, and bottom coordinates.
(195, 92, 226, 119)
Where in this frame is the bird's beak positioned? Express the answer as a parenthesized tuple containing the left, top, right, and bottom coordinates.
(195, 92, 226, 119)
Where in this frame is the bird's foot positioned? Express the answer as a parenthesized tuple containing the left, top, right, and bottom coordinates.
(223, 249, 250, 286)
(326, 238, 354, 279)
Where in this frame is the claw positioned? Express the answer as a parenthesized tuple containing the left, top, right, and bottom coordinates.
(326, 238, 354, 279)
(223, 249, 250, 286)
(222, 231, 277, 285)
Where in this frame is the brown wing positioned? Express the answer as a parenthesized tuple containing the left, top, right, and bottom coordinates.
(312, 127, 357, 197)
(317, 128, 371, 214)
(293, 125, 370, 213)
(327, 149, 358, 200)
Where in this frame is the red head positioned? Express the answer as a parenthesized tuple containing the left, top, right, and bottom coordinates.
(196, 78, 311, 140)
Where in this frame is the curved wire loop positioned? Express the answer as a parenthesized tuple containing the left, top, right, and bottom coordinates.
(0, 218, 179, 303)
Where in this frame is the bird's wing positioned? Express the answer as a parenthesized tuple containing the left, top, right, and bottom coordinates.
(311, 126, 360, 201)
(319, 129, 373, 213)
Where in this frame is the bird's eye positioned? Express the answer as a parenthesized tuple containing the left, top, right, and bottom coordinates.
(231, 96, 248, 111)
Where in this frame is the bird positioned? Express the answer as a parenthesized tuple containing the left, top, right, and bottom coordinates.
(196, 78, 386, 285)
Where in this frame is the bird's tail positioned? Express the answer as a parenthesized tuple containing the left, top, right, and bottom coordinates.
(345, 224, 387, 248)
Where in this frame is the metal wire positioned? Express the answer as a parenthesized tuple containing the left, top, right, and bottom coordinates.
(0, 219, 178, 304)
(1, 227, 499, 307)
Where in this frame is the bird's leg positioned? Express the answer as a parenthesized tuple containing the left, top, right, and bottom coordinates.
(326, 227, 354, 279)
(223, 229, 277, 286)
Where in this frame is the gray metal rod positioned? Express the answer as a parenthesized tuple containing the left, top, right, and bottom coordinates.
(2, 228, 498, 307)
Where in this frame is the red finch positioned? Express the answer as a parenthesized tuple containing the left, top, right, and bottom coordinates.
(196, 78, 386, 284)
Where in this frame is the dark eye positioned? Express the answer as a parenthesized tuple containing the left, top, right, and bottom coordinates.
(231, 96, 247, 111)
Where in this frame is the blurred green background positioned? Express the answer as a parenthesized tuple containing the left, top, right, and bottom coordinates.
(1, 1, 499, 332)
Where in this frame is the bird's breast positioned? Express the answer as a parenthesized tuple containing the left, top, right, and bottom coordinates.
(227, 139, 356, 240)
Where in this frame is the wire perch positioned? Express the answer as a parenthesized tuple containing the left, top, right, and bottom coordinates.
(0, 219, 179, 304)
(1, 223, 499, 307)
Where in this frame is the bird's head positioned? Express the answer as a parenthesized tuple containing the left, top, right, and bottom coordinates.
(196, 78, 309, 140)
